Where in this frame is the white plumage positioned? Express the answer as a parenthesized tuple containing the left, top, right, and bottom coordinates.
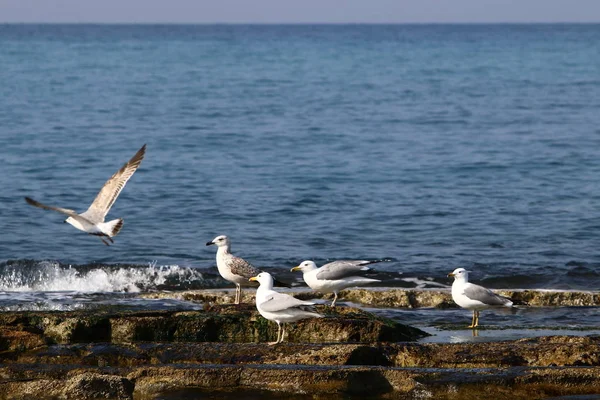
(250, 272, 323, 345)
(206, 235, 263, 305)
(448, 267, 513, 328)
(291, 260, 381, 306)
(25, 144, 146, 246)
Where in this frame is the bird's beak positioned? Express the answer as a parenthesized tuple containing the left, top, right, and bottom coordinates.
(290, 266, 301, 272)
(206, 241, 214, 246)
(447, 273, 455, 277)
(249, 276, 258, 282)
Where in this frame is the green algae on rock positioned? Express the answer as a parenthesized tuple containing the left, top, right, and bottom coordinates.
(0, 305, 428, 348)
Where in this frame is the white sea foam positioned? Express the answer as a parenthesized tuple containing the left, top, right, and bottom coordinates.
(0, 261, 205, 292)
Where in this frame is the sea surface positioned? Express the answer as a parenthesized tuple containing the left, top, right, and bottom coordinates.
(0, 24, 599, 316)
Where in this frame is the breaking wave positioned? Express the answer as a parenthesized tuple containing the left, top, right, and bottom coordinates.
(0, 259, 219, 292)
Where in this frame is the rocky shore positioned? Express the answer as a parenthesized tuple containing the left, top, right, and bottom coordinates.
(0, 289, 599, 399)
(140, 287, 600, 308)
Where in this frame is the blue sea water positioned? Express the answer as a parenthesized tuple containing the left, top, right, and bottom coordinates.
(1, 24, 600, 296)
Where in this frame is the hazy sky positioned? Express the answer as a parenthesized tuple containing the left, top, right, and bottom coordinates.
(1, 0, 599, 23)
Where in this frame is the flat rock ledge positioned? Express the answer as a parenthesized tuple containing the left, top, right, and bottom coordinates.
(1, 307, 599, 399)
(0, 305, 426, 348)
(1, 345, 600, 399)
(142, 288, 600, 308)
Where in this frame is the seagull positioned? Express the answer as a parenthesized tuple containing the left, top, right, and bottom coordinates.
(291, 260, 381, 307)
(205, 235, 265, 305)
(25, 144, 146, 246)
(249, 272, 323, 345)
(448, 267, 513, 328)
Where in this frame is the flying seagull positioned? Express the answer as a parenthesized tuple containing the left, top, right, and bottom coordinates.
(448, 267, 513, 328)
(25, 144, 146, 246)
(291, 260, 381, 307)
(250, 272, 323, 345)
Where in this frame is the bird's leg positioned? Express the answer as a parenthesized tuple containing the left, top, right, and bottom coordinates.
(100, 237, 110, 246)
(468, 311, 476, 328)
(331, 292, 338, 307)
(474, 311, 480, 327)
(234, 284, 240, 305)
(279, 324, 286, 344)
(105, 235, 114, 244)
(269, 323, 281, 345)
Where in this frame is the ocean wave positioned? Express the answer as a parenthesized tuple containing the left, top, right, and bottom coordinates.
(0, 259, 216, 292)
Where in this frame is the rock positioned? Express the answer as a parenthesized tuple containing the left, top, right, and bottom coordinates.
(1, 363, 600, 399)
(61, 373, 134, 399)
(42, 315, 112, 344)
(0, 327, 46, 353)
(0, 306, 428, 348)
(388, 335, 600, 368)
(142, 288, 600, 308)
(0, 365, 133, 400)
(7, 336, 600, 369)
(0, 288, 599, 398)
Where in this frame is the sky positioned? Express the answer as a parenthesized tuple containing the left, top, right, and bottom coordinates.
(0, 0, 599, 23)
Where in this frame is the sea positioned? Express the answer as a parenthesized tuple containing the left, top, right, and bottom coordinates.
(0, 24, 599, 321)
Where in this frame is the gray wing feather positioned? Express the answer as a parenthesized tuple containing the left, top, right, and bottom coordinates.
(463, 284, 512, 306)
(228, 256, 261, 279)
(82, 144, 146, 222)
(316, 260, 379, 280)
(259, 292, 315, 312)
(25, 197, 93, 226)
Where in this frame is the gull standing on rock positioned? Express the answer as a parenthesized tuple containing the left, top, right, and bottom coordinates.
(291, 260, 382, 307)
(249, 272, 323, 345)
(206, 235, 264, 305)
(448, 267, 513, 328)
(25, 144, 146, 246)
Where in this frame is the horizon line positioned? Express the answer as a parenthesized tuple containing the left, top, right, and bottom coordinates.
(1, 21, 600, 25)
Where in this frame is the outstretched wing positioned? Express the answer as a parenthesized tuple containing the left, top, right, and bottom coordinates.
(25, 197, 93, 226)
(82, 144, 146, 223)
(259, 292, 315, 312)
(228, 256, 262, 279)
(463, 283, 512, 306)
(316, 260, 379, 280)
(25, 197, 78, 217)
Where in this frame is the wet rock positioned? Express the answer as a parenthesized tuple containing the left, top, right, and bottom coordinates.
(0, 365, 133, 400)
(7, 336, 600, 370)
(338, 288, 600, 308)
(0, 327, 46, 353)
(1, 363, 600, 399)
(42, 315, 112, 344)
(388, 335, 600, 368)
(61, 373, 134, 399)
(144, 288, 600, 308)
(0, 306, 427, 348)
(506, 290, 600, 307)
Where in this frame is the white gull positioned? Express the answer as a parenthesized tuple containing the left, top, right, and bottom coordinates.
(25, 144, 146, 246)
(448, 267, 513, 328)
(250, 272, 323, 345)
(291, 260, 381, 307)
(206, 235, 265, 305)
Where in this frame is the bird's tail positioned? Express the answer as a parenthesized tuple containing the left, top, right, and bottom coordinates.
(101, 218, 124, 238)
